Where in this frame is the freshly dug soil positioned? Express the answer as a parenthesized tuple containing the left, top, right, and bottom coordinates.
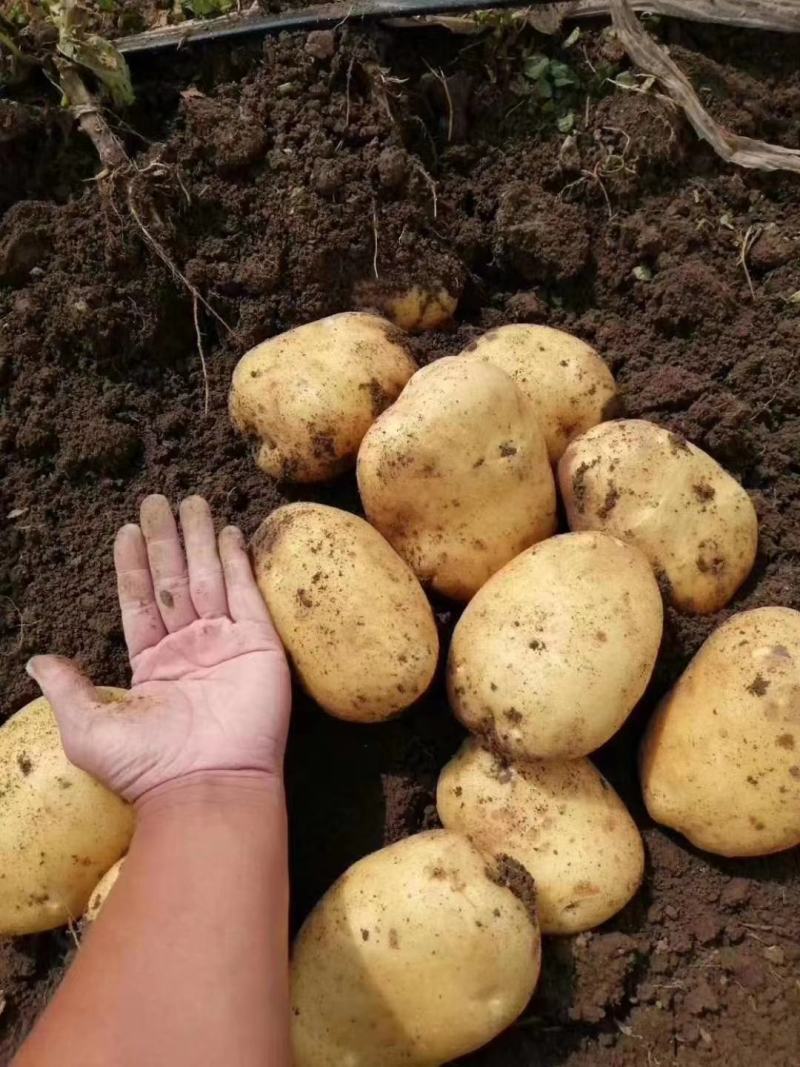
(2, 15, 800, 1066)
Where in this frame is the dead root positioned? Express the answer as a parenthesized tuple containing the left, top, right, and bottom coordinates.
(609, 0, 800, 175)
(58, 62, 229, 414)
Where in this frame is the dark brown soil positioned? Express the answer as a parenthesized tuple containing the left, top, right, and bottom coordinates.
(2, 15, 800, 1067)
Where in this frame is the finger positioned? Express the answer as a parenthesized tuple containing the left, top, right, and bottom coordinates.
(26, 654, 99, 737)
(140, 495, 198, 632)
(115, 524, 167, 659)
(219, 525, 276, 628)
(179, 496, 228, 619)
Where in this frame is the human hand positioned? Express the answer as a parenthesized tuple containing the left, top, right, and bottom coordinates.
(26, 495, 291, 805)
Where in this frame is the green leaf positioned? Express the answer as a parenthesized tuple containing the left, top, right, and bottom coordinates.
(549, 60, 578, 88)
(556, 110, 575, 134)
(97, 0, 117, 10)
(58, 30, 134, 106)
(183, 0, 235, 17)
(523, 54, 550, 82)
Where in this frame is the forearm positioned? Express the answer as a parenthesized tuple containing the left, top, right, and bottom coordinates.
(15, 773, 290, 1067)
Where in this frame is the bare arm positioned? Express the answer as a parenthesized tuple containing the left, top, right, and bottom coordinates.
(14, 495, 292, 1067)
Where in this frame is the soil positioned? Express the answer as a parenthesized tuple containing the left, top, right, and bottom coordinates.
(1, 14, 800, 1067)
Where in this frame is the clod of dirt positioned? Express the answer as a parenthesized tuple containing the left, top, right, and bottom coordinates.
(0, 203, 54, 286)
(505, 291, 547, 323)
(181, 93, 268, 173)
(304, 30, 336, 61)
(59, 419, 142, 478)
(376, 147, 408, 190)
(648, 259, 735, 334)
(494, 183, 590, 285)
(749, 229, 797, 272)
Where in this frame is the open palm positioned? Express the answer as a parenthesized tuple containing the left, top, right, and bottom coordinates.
(27, 496, 291, 803)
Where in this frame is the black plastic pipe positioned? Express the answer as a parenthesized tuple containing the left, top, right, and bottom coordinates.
(117, 0, 547, 54)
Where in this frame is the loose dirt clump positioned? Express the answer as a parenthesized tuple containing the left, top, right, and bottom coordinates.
(1, 16, 800, 1067)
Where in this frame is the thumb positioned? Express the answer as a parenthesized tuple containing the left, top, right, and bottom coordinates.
(26, 654, 100, 752)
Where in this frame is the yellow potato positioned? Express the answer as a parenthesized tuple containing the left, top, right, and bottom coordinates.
(438, 739, 644, 934)
(229, 312, 416, 482)
(462, 324, 618, 462)
(448, 532, 663, 760)
(0, 691, 134, 936)
(252, 503, 438, 722)
(559, 419, 758, 614)
(355, 284, 458, 333)
(641, 607, 800, 857)
(85, 857, 125, 922)
(291, 830, 541, 1067)
(357, 357, 556, 601)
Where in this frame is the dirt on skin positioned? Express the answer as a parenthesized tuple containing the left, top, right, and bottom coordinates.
(1, 15, 800, 1067)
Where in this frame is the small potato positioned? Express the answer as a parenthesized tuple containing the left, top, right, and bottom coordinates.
(357, 357, 556, 601)
(438, 739, 644, 934)
(291, 830, 541, 1067)
(559, 419, 758, 614)
(229, 312, 416, 482)
(448, 532, 663, 760)
(0, 691, 134, 936)
(641, 607, 800, 857)
(355, 283, 459, 333)
(252, 503, 438, 722)
(85, 858, 125, 923)
(462, 324, 618, 462)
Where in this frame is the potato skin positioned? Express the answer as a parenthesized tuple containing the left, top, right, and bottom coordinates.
(252, 503, 438, 722)
(85, 857, 125, 922)
(462, 324, 618, 462)
(438, 739, 644, 934)
(229, 312, 417, 482)
(0, 691, 134, 936)
(448, 532, 663, 760)
(291, 830, 541, 1067)
(357, 357, 556, 601)
(641, 607, 800, 857)
(559, 419, 758, 614)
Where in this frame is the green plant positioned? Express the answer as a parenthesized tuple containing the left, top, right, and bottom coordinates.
(183, 0, 235, 17)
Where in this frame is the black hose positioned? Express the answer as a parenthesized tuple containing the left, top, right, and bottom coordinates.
(117, 0, 547, 55)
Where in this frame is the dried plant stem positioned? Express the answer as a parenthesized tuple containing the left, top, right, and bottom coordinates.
(609, 0, 800, 175)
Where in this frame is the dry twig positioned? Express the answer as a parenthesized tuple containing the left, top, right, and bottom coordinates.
(609, 0, 800, 175)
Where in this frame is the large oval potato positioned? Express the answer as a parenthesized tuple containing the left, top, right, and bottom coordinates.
(448, 532, 663, 760)
(230, 312, 417, 482)
(641, 607, 800, 857)
(357, 357, 556, 601)
(252, 503, 438, 722)
(0, 690, 134, 936)
(559, 419, 758, 614)
(462, 324, 618, 462)
(291, 830, 541, 1067)
(438, 739, 644, 934)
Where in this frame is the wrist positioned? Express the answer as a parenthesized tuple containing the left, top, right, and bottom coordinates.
(134, 770, 285, 820)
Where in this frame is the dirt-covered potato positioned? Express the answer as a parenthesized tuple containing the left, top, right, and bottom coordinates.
(448, 532, 663, 760)
(357, 357, 556, 601)
(0, 691, 134, 936)
(438, 739, 644, 934)
(641, 607, 800, 857)
(85, 857, 125, 923)
(291, 830, 541, 1067)
(559, 419, 758, 614)
(229, 312, 417, 482)
(252, 503, 438, 722)
(462, 324, 618, 462)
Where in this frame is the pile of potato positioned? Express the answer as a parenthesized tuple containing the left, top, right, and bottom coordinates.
(2, 310, 798, 1067)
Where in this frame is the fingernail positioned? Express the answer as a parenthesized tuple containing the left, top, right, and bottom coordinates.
(25, 657, 39, 681)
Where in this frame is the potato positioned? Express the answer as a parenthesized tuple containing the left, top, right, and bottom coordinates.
(641, 607, 800, 857)
(85, 857, 125, 923)
(461, 324, 618, 462)
(357, 357, 556, 601)
(252, 503, 438, 722)
(355, 283, 459, 333)
(438, 739, 644, 934)
(229, 312, 417, 482)
(291, 830, 541, 1067)
(0, 691, 134, 936)
(559, 419, 758, 614)
(448, 532, 663, 760)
